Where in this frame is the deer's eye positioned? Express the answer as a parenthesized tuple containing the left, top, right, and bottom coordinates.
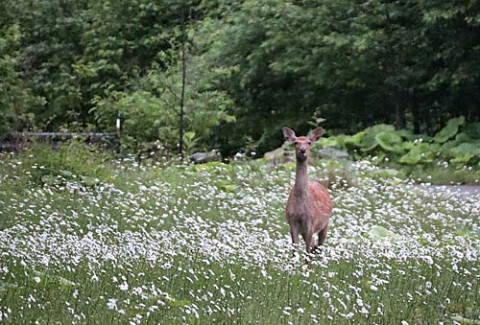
(307, 141, 312, 145)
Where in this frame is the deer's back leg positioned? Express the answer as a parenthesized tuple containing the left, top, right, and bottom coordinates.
(290, 226, 300, 248)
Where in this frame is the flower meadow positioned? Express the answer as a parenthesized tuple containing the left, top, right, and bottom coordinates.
(0, 154, 479, 324)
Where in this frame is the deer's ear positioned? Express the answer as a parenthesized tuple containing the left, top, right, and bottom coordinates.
(309, 127, 325, 142)
(282, 127, 297, 142)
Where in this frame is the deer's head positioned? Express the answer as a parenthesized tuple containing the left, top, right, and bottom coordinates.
(283, 127, 324, 162)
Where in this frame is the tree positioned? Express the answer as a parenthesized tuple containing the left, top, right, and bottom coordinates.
(206, 0, 480, 154)
(1, 0, 479, 156)
(91, 1, 235, 157)
(0, 24, 43, 137)
(419, 0, 480, 127)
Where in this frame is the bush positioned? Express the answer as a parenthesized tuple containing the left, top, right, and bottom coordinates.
(317, 116, 480, 167)
(0, 141, 114, 189)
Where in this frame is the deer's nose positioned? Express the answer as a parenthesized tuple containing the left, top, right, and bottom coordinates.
(299, 148, 306, 154)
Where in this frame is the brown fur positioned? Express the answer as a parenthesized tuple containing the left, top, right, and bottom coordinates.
(283, 127, 333, 253)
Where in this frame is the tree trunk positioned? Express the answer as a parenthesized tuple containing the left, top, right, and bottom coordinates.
(411, 99, 421, 134)
(179, 39, 186, 159)
(179, 9, 188, 159)
(395, 101, 406, 130)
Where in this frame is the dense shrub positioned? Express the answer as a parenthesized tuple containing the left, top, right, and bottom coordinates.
(317, 117, 480, 167)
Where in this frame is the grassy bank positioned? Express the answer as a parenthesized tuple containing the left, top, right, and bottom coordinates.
(0, 146, 479, 324)
(398, 163, 480, 185)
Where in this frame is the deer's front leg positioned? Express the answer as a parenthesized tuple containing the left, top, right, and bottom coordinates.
(305, 230, 315, 254)
(290, 227, 300, 248)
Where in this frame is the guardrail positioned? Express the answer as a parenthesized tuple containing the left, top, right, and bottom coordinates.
(11, 132, 116, 138)
(1, 132, 118, 151)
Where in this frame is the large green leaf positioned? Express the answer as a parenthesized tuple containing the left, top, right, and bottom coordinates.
(375, 131, 404, 153)
(396, 129, 416, 141)
(344, 131, 366, 149)
(433, 116, 465, 143)
(454, 132, 472, 143)
(399, 143, 438, 164)
(316, 136, 343, 148)
(447, 142, 480, 164)
(360, 124, 396, 152)
(441, 140, 459, 151)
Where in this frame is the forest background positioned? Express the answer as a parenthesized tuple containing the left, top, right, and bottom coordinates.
(1, 0, 479, 158)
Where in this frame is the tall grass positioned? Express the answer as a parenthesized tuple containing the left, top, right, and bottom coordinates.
(0, 146, 479, 324)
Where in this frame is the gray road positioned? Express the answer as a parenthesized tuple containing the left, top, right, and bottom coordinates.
(426, 185, 480, 197)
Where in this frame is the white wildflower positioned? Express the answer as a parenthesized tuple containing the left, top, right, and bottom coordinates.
(107, 298, 117, 310)
(119, 282, 129, 291)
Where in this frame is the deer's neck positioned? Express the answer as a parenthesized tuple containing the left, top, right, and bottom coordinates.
(293, 160, 309, 198)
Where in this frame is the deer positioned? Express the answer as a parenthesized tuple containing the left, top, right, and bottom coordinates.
(283, 127, 333, 254)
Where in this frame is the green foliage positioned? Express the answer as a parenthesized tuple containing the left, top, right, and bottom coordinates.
(401, 164, 480, 185)
(141, 57, 236, 151)
(3, 0, 89, 130)
(463, 123, 480, 140)
(447, 142, 480, 164)
(92, 91, 177, 154)
(359, 125, 397, 152)
(1, 0, 480, 157)
(183, 131, 199, 156)
(0, 24, 43, 137)
(0, 0, 207, 135)
(331, 124, 407, 156)
(399, 143, 438, 165)
(91, 55, 235, 156)
(433, 116, 465, 143)
(0, 142, 114, 189)
(321, 117, 480, 168)
(204, 0, 480, 153)
(375, 132, 405, 154)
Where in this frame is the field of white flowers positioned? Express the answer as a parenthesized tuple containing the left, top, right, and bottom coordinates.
(0, 155, 479, 324)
